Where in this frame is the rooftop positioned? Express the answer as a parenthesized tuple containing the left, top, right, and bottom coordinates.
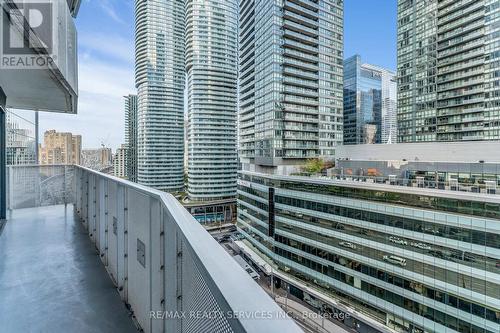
(335, 141, 500, 163)
(239, 170, 500, 204)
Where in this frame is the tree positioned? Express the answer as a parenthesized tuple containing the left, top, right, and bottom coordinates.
(302, 158, 325, 174)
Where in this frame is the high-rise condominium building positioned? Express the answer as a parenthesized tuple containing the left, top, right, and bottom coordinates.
(185, 0, 238, 202)
(239, 0, 344, 171)
(114, 145, 127, 179)
(124, 94, 138, 182)
(135, 0, 185, 192)
(398, 0, 500, 142)
(343, 55, 397, 145)
(39, 130, 81, 165)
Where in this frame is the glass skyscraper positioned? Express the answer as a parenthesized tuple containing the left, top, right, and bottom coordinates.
(239, 0, 344, 169)
(398, 0, 500, 142)
(124, 94, 138, 182)
(397, 0, 437, 143)
(185, 0, 238, 201)
(343, 55, 397, 145)
(135, 0, 185, 192)
(381, 68, 398, 144)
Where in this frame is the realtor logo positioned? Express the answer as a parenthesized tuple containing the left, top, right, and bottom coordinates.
(0, 0, 55, 68)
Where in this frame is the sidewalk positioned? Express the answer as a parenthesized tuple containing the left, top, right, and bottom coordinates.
(274, 295, 352, 333)
(235, 239, 395, 333)
(251, 255, 352, 333)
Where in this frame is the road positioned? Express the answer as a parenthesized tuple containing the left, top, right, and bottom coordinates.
(213, 230, 353, 333)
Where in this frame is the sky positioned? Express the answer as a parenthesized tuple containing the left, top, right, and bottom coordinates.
(29, 0, 397, 150)
(344, 0, 397, 70)
(38, 0, 136, 150)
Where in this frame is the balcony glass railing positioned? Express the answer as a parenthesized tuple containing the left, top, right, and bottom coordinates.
(7, 164, 301, 333)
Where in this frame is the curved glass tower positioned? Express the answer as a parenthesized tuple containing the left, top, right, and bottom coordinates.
(135, 0, 185, 192)
(185, 0, 238, 201)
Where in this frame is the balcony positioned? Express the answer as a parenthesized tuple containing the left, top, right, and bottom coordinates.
(0, 205, 138, 332)
(1, 165, 301, 333)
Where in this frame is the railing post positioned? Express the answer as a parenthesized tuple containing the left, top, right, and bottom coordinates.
(91, 174, 96, 240)
(35, 166, 41, 207)
(0, 87, 6, 220)
(79, 168, 83, 215)
(103, 177, 109, 265)
(64, 165, 67, 207)
(159, 207, 165, 333)
(6, 166, 11, 211)
(123, 186, 129, 301)
(164, 218, 180, 333)
(76, 168, 80, 214)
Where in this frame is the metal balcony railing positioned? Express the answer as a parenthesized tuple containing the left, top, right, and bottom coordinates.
(7, 164, 301, 333)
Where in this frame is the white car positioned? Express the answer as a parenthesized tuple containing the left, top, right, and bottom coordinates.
(411, 242, 432, 250)
(389, 236, 407, 246)
(339, 241, 356, 249)
(383, 255, 407, 267)
(423, 227, 440, 235)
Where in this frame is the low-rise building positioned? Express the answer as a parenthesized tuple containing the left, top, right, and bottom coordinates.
(183, 198, 237, 226)
(237, 143, 500, 333)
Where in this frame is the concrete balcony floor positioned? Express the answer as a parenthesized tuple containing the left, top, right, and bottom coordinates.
(0, 205, 138, 333)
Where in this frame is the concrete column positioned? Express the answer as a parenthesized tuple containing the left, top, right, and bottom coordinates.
(0, 87, 6, 219)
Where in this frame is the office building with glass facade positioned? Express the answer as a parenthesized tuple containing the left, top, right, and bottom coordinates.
(398, 0, 500, 142)
(135, 0, 185, 192)
(237, 169, 500, 333)
(239, 0, 344, 168)
(343, 55, 397, 145)
(381, 68, 398, 144)
(185, 0, 238, 202)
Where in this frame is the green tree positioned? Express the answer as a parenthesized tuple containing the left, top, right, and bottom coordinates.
(302, 158, 324, 174)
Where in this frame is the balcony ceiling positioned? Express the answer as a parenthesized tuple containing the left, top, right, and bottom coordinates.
(0, 68, 77, 113)
(0, 0, 78, 114)
(67, 0, 81, 17)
